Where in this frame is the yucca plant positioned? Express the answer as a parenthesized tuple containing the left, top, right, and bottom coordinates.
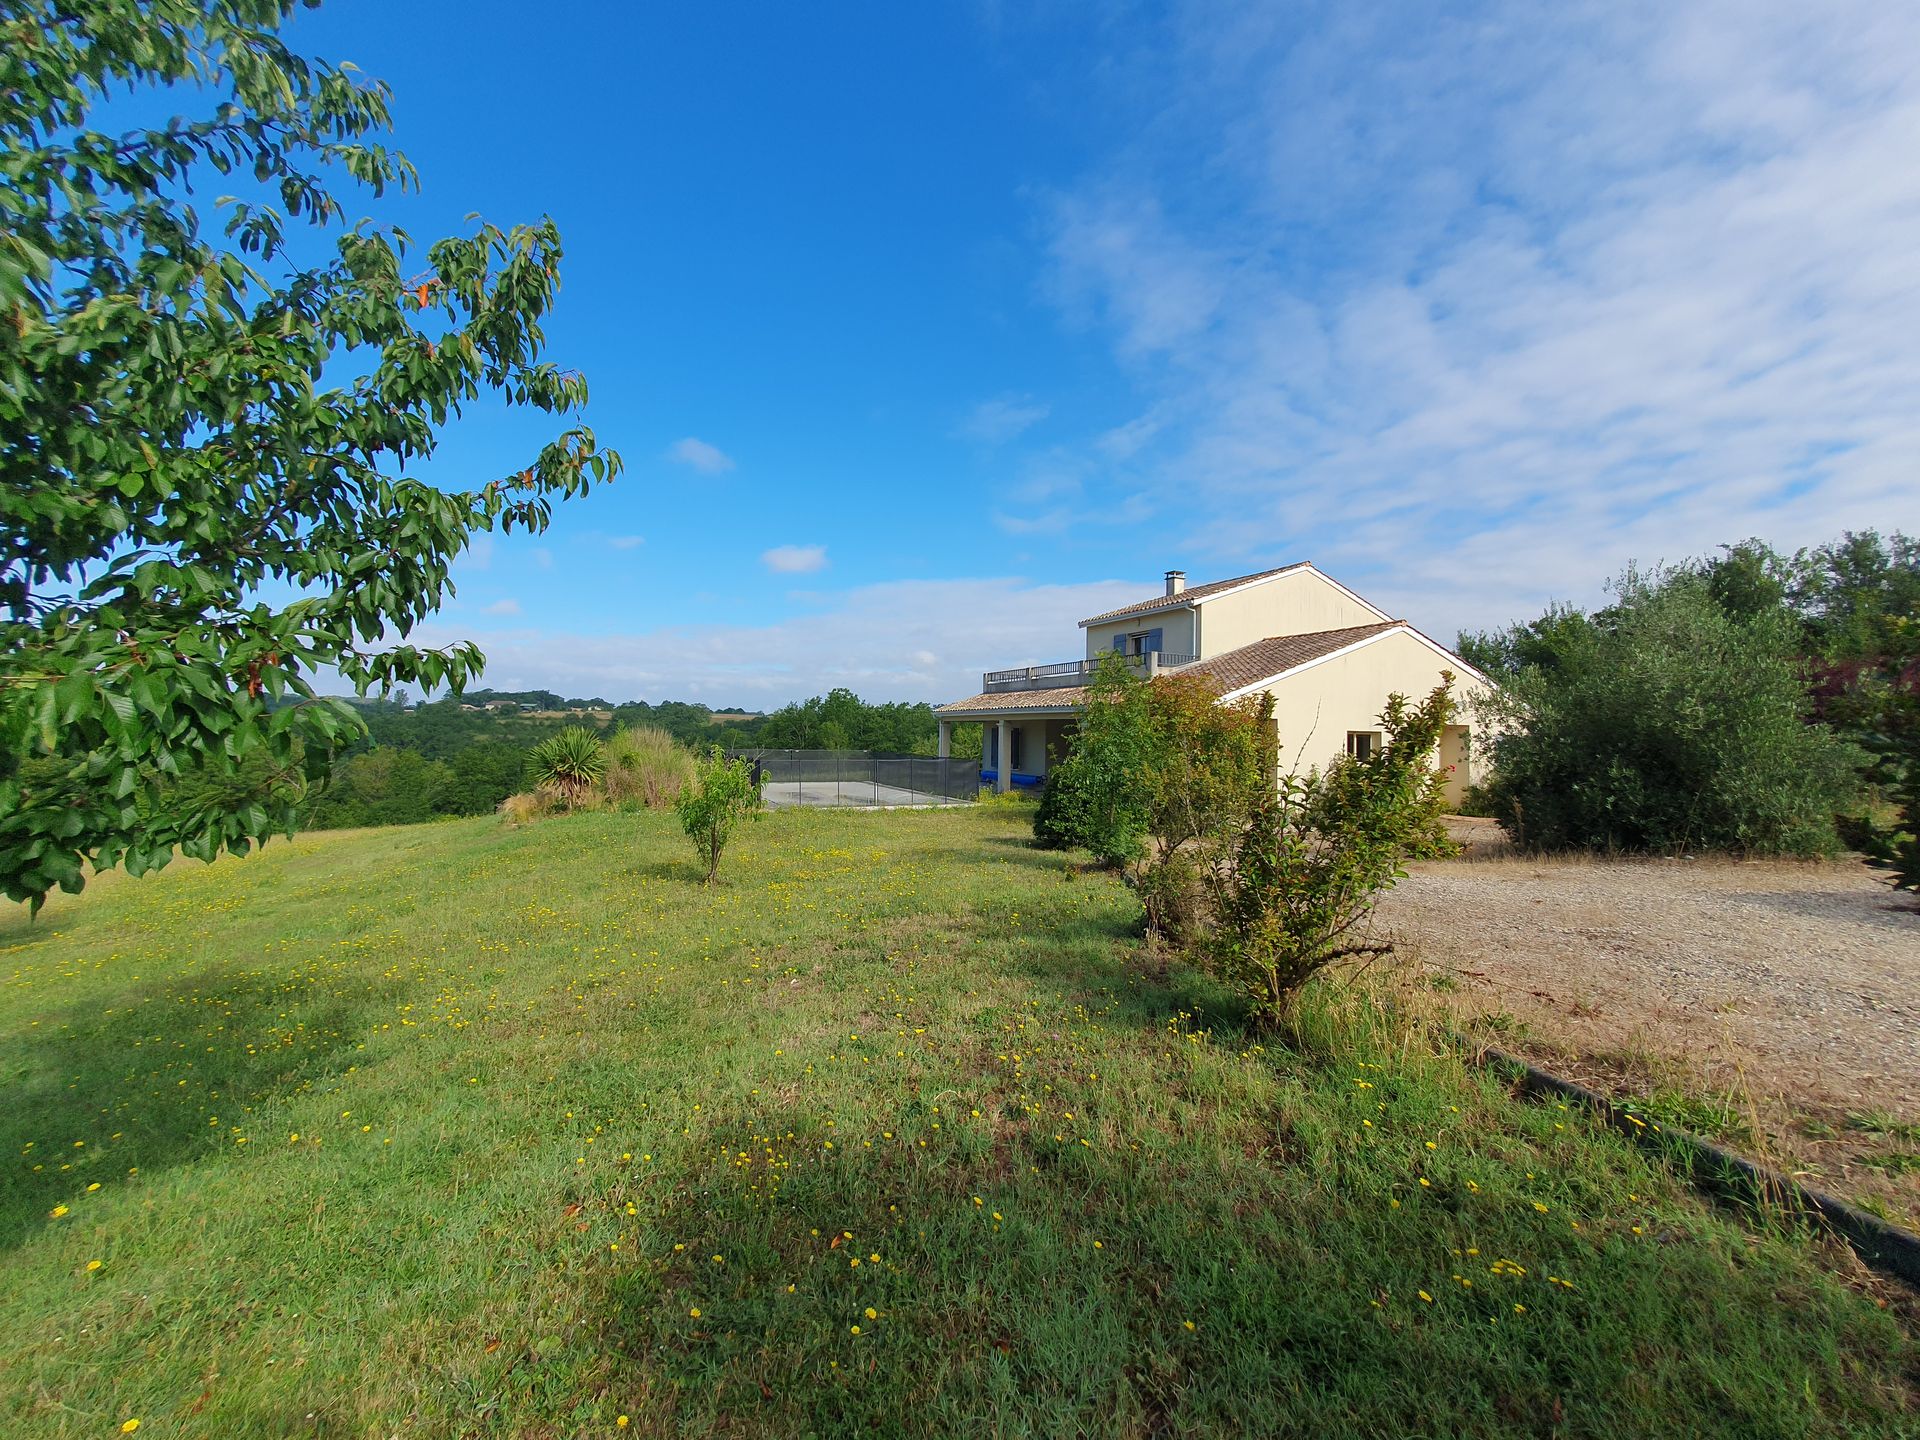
(528, 727, 607, 811)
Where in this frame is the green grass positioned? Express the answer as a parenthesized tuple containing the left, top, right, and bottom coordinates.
(0, 808, 1912, 1438)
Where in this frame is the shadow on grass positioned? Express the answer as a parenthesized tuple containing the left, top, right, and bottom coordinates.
(0, 965, 389, 1253)
(574, 1057, 1914, 1439)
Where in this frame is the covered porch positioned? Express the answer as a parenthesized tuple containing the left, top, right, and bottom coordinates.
(934, 699, 1081, 795)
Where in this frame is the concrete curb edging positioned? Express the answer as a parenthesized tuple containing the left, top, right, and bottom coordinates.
(1462, 1038, 1920, 1293)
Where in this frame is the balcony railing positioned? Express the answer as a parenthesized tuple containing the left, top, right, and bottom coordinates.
(981, 652, 1200, 693)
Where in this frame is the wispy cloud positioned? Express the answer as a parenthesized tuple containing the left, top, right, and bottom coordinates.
(958, 394, 1051, 444)
(761, 543, 829, 574)
(483, 598, 522, 617)
(666, 436, 736, 474)
(608, 534, 646, 550)
(1033, 0, 1920, 632)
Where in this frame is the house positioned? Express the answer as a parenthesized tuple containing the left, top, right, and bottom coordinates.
(934, 563, 1496, 806)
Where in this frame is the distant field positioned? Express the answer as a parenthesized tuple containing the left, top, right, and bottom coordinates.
(0, 809, 1911, 1437)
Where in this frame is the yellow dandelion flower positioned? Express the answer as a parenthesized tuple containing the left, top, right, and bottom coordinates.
(864, 1307, 877, 1320)
(1418, 1291, 1433, 1303)
(688, 1307, 701, 1319)
(86, 1260, 102, 1272)
(86, 1182, 101, 1192)
(1183, 1320, 1195, 1331)
(122, 1423, 140, 1435)
(50, 1205, 68, 1218)
(850, 1324, 861, 1335)
(618, 1418, 630, 1429)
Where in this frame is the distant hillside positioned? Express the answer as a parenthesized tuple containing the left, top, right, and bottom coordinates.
(301, 688, 973, 832)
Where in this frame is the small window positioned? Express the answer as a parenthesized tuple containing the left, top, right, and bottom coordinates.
(1346, 731, 1380, 760)
(1010, 727, 1023, 770)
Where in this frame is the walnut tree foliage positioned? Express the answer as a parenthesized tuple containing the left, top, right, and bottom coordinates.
(0, 0, 620, 908)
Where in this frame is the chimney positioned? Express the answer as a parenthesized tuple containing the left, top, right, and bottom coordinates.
(1164, 569, 1186, 597)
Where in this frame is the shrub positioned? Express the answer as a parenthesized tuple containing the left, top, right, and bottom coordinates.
(1031, 764, 1086, 848)
(675, 747, 764, 884)
(1202, 684, 1455, 1027)
(1038, 654, 1267, 876)
(1040, 653, 1158, 865)
(604, 726, 696, 809)
(528, 727, 607, 811)
(1475, 567, 1859, 856)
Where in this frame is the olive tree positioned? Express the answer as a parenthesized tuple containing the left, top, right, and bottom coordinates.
(1, 0, 620, 908)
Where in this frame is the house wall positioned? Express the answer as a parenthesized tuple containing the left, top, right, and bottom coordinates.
(1082, 607, 1197, 661)
(1196, 569, 1391, 656)
(1255, 629, 1495, 801)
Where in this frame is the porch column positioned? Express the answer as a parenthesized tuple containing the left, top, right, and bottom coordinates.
(995, 718, 1012, 794)
(937, 720, 952, 758)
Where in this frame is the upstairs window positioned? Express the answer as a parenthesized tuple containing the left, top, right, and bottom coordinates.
(1346, 731, 1380, 761)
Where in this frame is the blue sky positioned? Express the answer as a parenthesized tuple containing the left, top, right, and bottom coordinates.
(271, 0, 1920, 705)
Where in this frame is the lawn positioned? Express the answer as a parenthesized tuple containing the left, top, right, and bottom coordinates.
(0, 806, 1912, 1438)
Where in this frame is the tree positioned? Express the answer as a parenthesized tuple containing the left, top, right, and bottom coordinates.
(1835, 616, 1920, 896)
(1475, 566, 1858, 856)
(1, 1, 620, 909)
(1034, 653, 1159, 867)
(675, 746, 763, 885)
(1035, 655, 1273, 945)
(303, 746, 454, 829)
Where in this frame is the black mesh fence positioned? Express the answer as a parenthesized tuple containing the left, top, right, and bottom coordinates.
(729, 749, 981, 808)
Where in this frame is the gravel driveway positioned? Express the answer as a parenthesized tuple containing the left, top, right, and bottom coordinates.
(1374, 828, 1920, 1221)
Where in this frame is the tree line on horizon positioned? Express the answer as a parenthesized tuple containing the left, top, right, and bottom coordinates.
(302, 687, 982, 830)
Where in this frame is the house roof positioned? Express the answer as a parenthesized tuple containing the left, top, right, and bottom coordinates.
(1179, 621, 1404, 693)
(936, 686, 1090, 715)
(1077, 562, 1312, 627)
(936, 621, 1419, 718)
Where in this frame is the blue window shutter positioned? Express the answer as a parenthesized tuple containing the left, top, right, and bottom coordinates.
(1112, 634, 1126, 651)
(1146, 628, 1164, 653)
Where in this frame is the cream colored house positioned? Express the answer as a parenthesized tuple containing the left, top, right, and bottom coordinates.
(935, 563, 1495, 806)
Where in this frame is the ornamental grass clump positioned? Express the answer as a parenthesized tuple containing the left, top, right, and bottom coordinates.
(603, 725, 696, 809)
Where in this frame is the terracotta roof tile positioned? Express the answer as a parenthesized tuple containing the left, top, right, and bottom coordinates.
(935, 686, 1090, 715)
(1077, 562, 1310, 626)
(1179, 622, 1404, 694)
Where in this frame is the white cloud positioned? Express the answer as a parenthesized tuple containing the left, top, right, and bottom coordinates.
(1033, 0, 1920, 634)
(482, 598, 522, 617)
(761, 544, 829, 574)
(666, 436, 736, 474)
(409, 575, 1152, 705)
(608, 534, 646, 550)
(532, 547, 553, 570)
(958, 394, 1051, 444)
